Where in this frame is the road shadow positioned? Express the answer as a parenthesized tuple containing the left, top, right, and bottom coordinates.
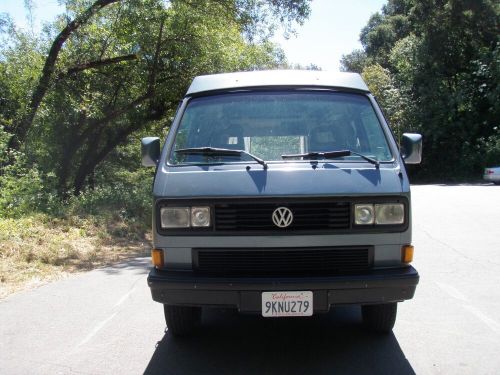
(144, 306, 415, 375)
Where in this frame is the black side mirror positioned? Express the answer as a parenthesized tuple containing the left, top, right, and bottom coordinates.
(401, 133, 422, 164)
(141, 137, 160, 167)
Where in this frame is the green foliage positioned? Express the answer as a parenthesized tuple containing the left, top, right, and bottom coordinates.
(388, 34, 419, 87)
(480, 127, 500, 166)
(362, 64, 408, 144)
(0, 126, 11, 165)
(0, 126, 59, 218)
(0, 125, 153, 223)
(68, 153, 154, 223)
(339, 49, 368, 73)
(0, 151, 49, 218)
(342, 0, 500, 181)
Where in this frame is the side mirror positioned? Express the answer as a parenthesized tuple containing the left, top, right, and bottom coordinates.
(401, 133, 422, 164)
(141, 137, 160, 167)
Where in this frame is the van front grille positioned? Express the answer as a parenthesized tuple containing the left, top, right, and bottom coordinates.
(214, 201, 350, 232)
(193, 246, 372, 276)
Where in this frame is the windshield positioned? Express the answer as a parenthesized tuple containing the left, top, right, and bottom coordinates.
(169, 91, 393, 165)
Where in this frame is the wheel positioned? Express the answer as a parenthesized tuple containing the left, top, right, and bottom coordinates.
(164, 304, 201, 337)
(362, 303, 397, 333)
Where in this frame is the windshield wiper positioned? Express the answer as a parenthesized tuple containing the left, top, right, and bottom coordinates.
(282, 149, 379, 168)
(175, 147, 268, 169)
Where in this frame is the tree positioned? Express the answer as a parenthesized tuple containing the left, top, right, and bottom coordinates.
(10, 0, 310, 147)
(362, 64, 407, 144)
(8, 0, 121, 150)
(341, 0, 500, 181)
(340, 49, 368, 73)
(1, 0, 311, 194)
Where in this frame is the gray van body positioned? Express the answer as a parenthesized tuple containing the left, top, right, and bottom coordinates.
(146, 70, 419, 314)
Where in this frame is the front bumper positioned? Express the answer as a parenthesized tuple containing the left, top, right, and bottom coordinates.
(147, 266, 419, 313)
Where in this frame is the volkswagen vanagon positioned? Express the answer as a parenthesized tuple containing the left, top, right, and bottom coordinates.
(141, 70, 422, 336)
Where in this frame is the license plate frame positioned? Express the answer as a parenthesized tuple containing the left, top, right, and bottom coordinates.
(261, 291, 313, 317)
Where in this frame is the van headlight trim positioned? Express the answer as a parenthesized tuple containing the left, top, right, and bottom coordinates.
(160, 206, 211, 228)
(354, 204, 374, 225)
(190, 207, 211, 227)
(354, 203, 404, 225)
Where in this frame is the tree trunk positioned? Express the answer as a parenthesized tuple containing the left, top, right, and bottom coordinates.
(70, 91, 152, 195)
(72, 124, 139, 195)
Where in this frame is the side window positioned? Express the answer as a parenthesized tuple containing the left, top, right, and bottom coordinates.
(359, 108, 392, 160)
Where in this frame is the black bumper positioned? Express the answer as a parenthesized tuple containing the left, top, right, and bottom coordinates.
(148, 267, 419, 313)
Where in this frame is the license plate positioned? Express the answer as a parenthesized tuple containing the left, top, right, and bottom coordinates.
(261, 291, 313, 317)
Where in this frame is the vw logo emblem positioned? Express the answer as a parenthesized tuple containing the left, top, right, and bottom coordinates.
(272, 207, 294, 228)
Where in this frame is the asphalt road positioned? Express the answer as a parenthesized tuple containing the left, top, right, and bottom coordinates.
(1, 184, 499, 375)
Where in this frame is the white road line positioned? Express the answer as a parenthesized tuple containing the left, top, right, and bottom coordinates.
(463, 305, 500, 335)
(435, 281, 469, 302)
(114, 289, 135, 308)
(435, 281, 500, 334)
(74, 278, 144, 351)
(76, 311, 118, 348)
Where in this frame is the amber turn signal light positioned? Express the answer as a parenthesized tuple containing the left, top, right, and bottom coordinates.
(401, 245, 414, 263)
(151, 248, 164, 268)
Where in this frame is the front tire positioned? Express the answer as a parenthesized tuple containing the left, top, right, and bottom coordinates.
(164, 304, 201, 337)
(362, 303, 397, 333)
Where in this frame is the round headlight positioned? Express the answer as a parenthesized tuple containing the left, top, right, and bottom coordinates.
(191, 207, 211, 227)
(355, 204, 374, 225)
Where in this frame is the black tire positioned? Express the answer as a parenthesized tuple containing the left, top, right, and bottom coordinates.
(362, 303, 397, 333)
(164, 304, 201, 337)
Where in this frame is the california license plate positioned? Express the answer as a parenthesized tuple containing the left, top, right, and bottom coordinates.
(261, 291, 313, 317)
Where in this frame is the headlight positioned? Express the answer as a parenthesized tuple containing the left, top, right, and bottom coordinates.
(375, 204, 404, 225)
(159, 206, 211, 228)
(191, 206, 211, 227)
(354, 203, 405, 226)
(160, 207, 190, 228)
(354, 204, 374, 225)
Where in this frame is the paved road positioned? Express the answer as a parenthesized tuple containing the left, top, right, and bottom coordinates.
(1, 185, 499, 375)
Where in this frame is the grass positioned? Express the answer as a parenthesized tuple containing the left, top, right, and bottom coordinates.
(0, 213, 151, 299)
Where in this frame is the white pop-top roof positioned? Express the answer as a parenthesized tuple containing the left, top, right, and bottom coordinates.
(186, 70, 369, 95)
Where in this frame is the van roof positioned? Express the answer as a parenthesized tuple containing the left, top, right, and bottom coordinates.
(186, 70, 370, 95)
